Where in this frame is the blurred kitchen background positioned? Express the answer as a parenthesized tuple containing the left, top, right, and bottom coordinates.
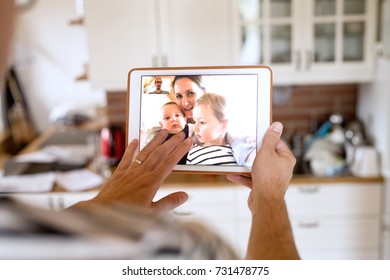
(1, 0, 390, 259)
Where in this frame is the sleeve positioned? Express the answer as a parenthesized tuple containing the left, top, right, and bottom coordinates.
(226, 134, 256, 166)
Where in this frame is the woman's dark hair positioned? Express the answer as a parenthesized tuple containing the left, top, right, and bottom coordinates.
(171, 75, 206, 91)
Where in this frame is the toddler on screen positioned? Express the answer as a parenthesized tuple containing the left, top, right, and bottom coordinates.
(187, 93, 237, 165)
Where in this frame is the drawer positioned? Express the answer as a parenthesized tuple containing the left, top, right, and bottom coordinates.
(299, 248, 379, 260)
(291, 216, 380, 250)
(156, 186, 236, 221)
(286, 183, 381, 217)
(158, 186, 236, 204)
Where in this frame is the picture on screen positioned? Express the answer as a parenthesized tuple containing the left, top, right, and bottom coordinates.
(139, 74, 258, 167)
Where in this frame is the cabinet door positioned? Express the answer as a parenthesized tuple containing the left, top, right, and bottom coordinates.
(285, 183, 381, 259)
(383, 214, 390, 259)
(235, 0, 302, 84)
(156, 186, 240, 254)
(301, 0, 377, 84)
(161, 0, 235, 66)
(292, 216, 380, 259)
(291, 217, 380, 249)
(234, 0, 377, 85)
(84, 0, 159, 90)
(285, 183, 381, 217)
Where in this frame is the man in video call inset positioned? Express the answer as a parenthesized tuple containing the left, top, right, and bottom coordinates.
(148, 77, 170, 94)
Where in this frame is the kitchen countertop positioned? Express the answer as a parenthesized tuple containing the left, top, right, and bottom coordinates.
(48, 173, 383, 192)
(161, 173, 384, 187)
(7, 123, 383, 192)
(289, 174, 384, 184)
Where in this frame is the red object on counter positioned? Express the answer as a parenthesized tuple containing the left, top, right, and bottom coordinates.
(101, 126, 125, 164)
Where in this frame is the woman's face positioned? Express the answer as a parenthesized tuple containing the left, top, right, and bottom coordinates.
(193, 104, 227, 146)
(173, 78, 203, 119)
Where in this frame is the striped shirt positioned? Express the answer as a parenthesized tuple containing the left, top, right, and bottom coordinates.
(186, 145, 237, 165)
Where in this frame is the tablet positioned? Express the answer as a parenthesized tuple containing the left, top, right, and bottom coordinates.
(127, 66, 272, 174)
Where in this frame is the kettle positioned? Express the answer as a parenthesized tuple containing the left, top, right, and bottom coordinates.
(350, 146, 380, 177)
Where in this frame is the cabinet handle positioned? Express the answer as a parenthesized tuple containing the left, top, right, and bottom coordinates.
(295, 51, 301, 70)
(298, 186, 320, 194)
(305, 50, 313, 70)
(298, 221, 320, 229)
(68, 17, 84, 26)
(162, 55, 168, 67)
(48, 196, 55, 211)
(173, 210, 193, 216)
(152, 55, 158, 67)
(58, 196, 65, 211)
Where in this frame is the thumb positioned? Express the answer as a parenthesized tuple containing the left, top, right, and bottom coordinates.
(260, 122, 284, 150)
(151, 191, 189, 212)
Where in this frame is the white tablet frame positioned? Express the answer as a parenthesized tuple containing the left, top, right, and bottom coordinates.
(127, 66, 272, 174)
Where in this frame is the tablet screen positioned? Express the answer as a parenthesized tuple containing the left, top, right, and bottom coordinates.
(127, 67, 272, 174)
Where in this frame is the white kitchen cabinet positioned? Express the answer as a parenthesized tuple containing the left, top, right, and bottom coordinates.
(84, 0, 235, 90)
(155, 186, 241, 255)
(233, 0, 378, 85)
(383, 214, 390, 259)
(4, 181, 382, 259)
(285, 182, 382, 259)
(158, 182, 382, 259)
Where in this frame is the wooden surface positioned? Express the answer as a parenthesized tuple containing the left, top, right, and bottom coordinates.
(161, 173, 384, 187)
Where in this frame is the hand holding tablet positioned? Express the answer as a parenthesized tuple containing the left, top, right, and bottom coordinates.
(127, 66, 272, 174)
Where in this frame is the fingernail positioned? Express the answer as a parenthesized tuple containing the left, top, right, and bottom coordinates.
(271, 122, 283, 133)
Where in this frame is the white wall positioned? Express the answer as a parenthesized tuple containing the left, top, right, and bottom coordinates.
(9, 0, 105, 132)
(359, 0, 390, 259)
(357, 0, 390, 178)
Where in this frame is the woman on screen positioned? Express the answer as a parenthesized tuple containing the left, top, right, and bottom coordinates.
(186, 93, 237, 165)
(172, 75, 206, 124)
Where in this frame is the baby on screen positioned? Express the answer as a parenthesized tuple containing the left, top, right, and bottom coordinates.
(146, 102, 190, 164)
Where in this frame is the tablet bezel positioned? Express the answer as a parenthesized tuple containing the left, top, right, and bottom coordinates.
(127, 66, 272, 174)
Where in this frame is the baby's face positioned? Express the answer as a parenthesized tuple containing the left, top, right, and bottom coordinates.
(159, 104, 187, 134)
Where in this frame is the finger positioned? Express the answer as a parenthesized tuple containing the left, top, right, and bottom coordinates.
(226, 174, 253, 188)
(151, 191, 189, 212)
(135, 129, 170, 163)
(260, 122, 283, 151)
(116, 139, 138, 171)
(143, 132, 189, 171)
(152, 137, 193, 180)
